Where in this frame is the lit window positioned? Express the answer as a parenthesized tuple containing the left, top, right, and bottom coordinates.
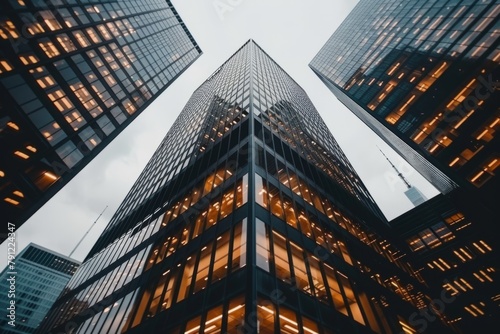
(86, 27, 101, 43)
(212, 231, 230, 281)
(26, 145, 37, 153)
(0, 20, 19, 39)
(469, 157, 499, 187)
(19, 54, 39, 65)
(7, 122, 19, 131)
(56, 34, 77, 52)
(36, 75, 56, 89)
(279, 306, 299, 333)
(431, 222, 455, 242)
(4, 198, 19, 205)
(399, 317, 417, 334)
(39, 40, 60, 58)
(289, 241, 309, 293)
(39, 11, 62, 31)
(14, 151, 29, 159)
(12, 190, 24, 198)
(419, 229, 441, 249)
(176, 254, 195, 302)
(73, 31, 90, 47)
(406, 236, 425, 252)
(192, 243, 213, 294)
(256, 300, 275, 333)
(0, 60, 13, 73)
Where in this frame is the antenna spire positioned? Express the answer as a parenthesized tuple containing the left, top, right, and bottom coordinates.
(378, 146, 412, 189)
(69, 205, 108, 258)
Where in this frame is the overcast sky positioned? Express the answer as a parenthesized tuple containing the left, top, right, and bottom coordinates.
(1, 1, 440, 269)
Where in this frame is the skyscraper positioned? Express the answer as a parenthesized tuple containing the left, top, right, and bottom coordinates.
(310, 1, 500, 330)
(0, 243, 80, 334)
(404, 186, 427, 207)
(390, 194, 498, 331)
(0, 0, 201, 240)
(310, 0, 499, 212)
(378, 147, 427, 207)
(38, 40, 456, 334)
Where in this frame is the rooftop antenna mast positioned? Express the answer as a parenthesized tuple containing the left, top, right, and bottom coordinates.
(377, 146, 412, 189)
(69, 205, 108, 258)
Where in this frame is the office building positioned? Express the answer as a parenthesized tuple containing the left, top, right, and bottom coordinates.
(0, 0, 202, 240)
(37, 40, 457, 334)
(310, 0, 499, 212)
(0, 243, 80, 333)
(404, 186, 427, 207)
(310, 2, 500, 330)
(390, 194, 498, 331)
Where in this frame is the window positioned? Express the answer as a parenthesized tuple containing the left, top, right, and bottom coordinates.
(204, 305, 223, 334)
(73, 31, 90, 47)
(148, 274, 168, 316)
(0, 60, 12, 73)
(257, 299, 275, 334)
(431, 222, 454, 242)
(55, 141, 83, 168)
(57, 34, 77, 52)
(308, 256, 328, 303)
(338, 272, 365, 325)
(255, 174, 268, 208)
(79, 126, 101, 150)
(289, 242, 309, 293)
(419, 228, 442, 249)
(177, 255, 196, 302)
(184, 315, 201, 334)
(39, 11, 62, 31)
(192, 243, 213, 294)
(297, 205, 313, 238)
(256, 219, 270, 272)
(272, 231, 290, 282)
(278, 306, 298, 333)
(231, 220, 247, 270)
(269, 184, 284, 219)
(323, 264, 347, 316)
(406, 236, 426, 252)
(212, 231, 230, 282)
(283, 195, 297, 228)
(226, 296, 246, 332)
(39, 39, 60, 58)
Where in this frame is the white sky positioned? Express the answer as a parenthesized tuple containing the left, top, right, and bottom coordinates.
(1, 1, 439, 269)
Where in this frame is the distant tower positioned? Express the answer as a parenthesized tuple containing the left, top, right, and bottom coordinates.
(379, 147, 427, 206)
(0, 243, 80, 334)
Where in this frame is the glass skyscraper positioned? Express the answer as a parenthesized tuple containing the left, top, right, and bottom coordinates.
(310, 0, 499, 330)
(390, 193, 497, 331)
(310, 0, 499, 211)
(38, 40, 456, 334)
(0, 243, 80, 334)
(0, 0, 201, 240)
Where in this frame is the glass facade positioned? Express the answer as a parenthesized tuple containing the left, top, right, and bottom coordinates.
(390, 194, 498, 331)
(310, 2, 499, 330)
(310, 0, 499, 211)
(0, 0, 201, 240)
(0, 243, 80, 333)
(39, 40, 456, 334)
